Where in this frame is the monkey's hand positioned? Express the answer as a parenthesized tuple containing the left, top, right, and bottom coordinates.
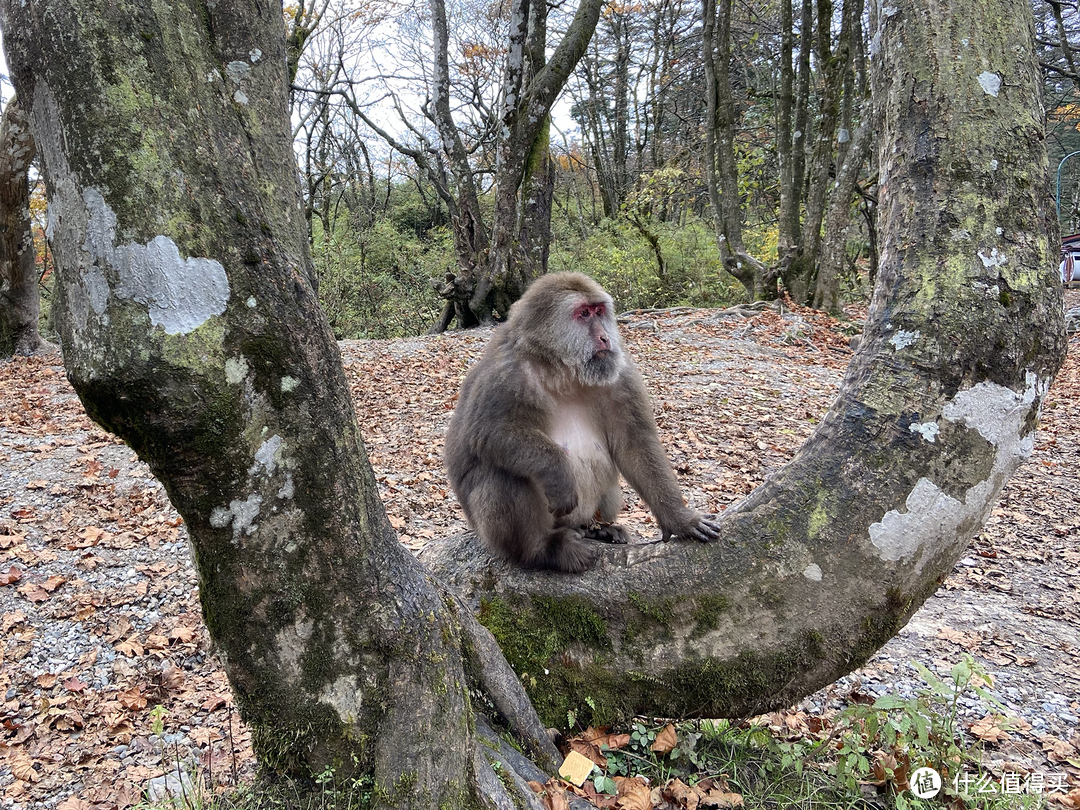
(660, 510, 721, 543)
(544, 476, 579, 519)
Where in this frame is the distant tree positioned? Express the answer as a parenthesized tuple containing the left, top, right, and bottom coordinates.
(0, 95, 45, 357)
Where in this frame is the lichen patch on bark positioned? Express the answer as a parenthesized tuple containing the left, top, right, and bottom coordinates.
(869, 372, 1050, 564)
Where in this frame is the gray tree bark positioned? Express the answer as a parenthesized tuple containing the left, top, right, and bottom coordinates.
(0, 95, 45, 357)
(812, 113, 872, 314)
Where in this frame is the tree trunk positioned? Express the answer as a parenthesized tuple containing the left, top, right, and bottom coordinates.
(702, 0, 770, 299)
(812, 113, 872, 314)
(424, 0, 1067, 727)
(783, 0, 855, 304)
(776, 0, 798, 272)
(0, 3, 558, 807)
(0, 95, 45, 357)
(430, 0, 604, 326)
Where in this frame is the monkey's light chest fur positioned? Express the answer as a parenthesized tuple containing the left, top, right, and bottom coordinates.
(548, 399, 621, 526)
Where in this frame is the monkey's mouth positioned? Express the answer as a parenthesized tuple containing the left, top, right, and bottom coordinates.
(593, 349, 611, 359)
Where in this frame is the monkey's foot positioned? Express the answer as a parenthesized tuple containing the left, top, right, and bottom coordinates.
(583, 522, 629, 544)
(540, 528, 598, 573)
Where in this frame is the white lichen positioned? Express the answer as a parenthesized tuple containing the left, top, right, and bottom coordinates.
(868, 374, 1048, 564)
(254, 435, 283, 476)
(909, 421, 940, 443)
(81, 187, 229, 335)
(978, 247, 1007, 268)
(277, 474, 295, 500)
(209, 494, 263, 540)
(225, 356, 248, 384)
(977, 71, 1002, 97)
(889, 329, 920, 350)
(281, 376, 299, 393)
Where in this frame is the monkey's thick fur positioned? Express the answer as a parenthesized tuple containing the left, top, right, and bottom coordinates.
(445, 273, 719, 572)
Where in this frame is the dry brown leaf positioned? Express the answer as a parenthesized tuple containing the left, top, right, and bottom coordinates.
(35, 673, 58, 688)
(9, 752, 41, 783)
(115, 635, 144, 657)
(583, 726, 631, 751)
(0, 565, 22, 586)
(0, 533, 25, 548)
(56, 797, 92, 810)
(663, 777, 698, 809)
(118, 687, 147, 711)
(1042, 736, 1078, 762)
(17, 582, 49, 602)
(158, 661, 185, 691)
(651, 723, 678, 754)
(169, 625, 197, 643)
(569, 737, 607, 768)
(614, 776, 652, 810)
(63, 675, 89, 693)
(190, 726, 223, 746)
(201, 693, 229, 711)
(969, 716, 1009, 743)
(1, 609, 26, 631)
(529, 778, 571, 810)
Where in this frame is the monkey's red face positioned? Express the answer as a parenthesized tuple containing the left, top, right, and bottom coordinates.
(573, 300, 611, 357)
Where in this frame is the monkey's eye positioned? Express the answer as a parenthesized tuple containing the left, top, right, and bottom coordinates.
(573, 303, 606, 320)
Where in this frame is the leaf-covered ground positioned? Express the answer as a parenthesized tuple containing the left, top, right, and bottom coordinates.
(1, 294, 1078, 809)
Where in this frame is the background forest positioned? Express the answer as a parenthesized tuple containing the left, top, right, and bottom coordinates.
(13, 0, 1080, 340)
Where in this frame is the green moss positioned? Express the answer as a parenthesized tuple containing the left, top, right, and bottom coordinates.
(623, 592, 676, 644)
(477, 595, 615, 726)
(690, 595, 733, 637)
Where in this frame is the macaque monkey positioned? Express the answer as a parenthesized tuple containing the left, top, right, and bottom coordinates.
(445, 272, 720, 573)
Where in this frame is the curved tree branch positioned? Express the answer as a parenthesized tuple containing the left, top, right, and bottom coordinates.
(423, 0, 1067, 726)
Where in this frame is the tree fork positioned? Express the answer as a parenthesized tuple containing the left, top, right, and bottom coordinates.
(424, 0, 1066, 726)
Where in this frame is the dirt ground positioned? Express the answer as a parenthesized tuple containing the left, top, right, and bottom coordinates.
(0, 292, 1077, 809)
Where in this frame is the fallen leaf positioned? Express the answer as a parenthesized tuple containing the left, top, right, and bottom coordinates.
(970, 716, 1009, 743)
(17, 582, 49, 602)
(116, 636, 145, 657)
(201, 693, 228, 712)
(9, 752, 41, 783)
(169, 625, 197, 643)
(190, 726, 223, 746)
(118, 687, 147, 711)
(56, 797, 92, 810)
(0, 565, 23, 585)
(614, 775, 652, 810)
(569, 737, 607, 768)
(651, 723, 678, 754)
(63, 675, 89, 693)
